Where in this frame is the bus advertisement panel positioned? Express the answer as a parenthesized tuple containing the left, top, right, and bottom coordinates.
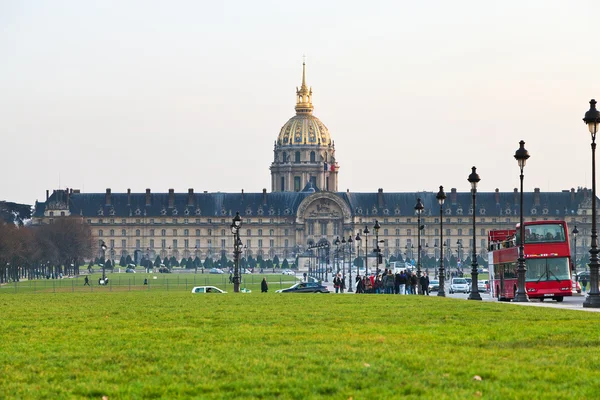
(488, 220, 573, 302)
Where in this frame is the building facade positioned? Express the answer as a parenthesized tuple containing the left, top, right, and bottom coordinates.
(33, 64, 597, 269)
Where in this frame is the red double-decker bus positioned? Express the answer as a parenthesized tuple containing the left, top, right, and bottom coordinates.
(488, 220, 573, 302)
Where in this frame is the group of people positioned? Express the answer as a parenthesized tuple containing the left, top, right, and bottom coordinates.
(354, 269, 431, 295)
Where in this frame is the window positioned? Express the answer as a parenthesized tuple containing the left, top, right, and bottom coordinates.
(270, 239, 274, 248)
(310, 151, 316, 162)
(269, 229, 274, 236)
(208, 229, 212, 236)
(121, 239, 126, 248)
(481, 228, 485, 236)
(446, 229, 451, 236)
(434, 228, 439, 235)
(396, 229, 400, 235)
(308, 222, 314, 235)
(161, 229, 166, 236)
(60, 211, 65, 217)
(150, 229, 155, 236)
(136, 229, 140, 237)
(396, 239, 400, 247)
(333, 223, 339, 236)
(184, 218, 188, 224)
(195, 219, 200, 224)
(384, 229, 388, 235)
(173, 229, 177, 236)
(196, 229, 200, 236)
(294, 176, 301, 192)
(284, 239, 289, 248)
(258, 239, 263, 248)
(184, 239, 189, 248)
(99, 230, 104, 237)
(221, 239, 226, 249)
(184, 229, 189, 236)
(110, 239, 115, 248)
(280, 177, 285, 191)
(172, 219, 178, 224)
(246, 229, 252, 236)
(407, 229, 411, 236)
(295, 151, 300, 163)
(258, 229, 263, 236)
(207, 239, 212, 248)
(150, 239, 155, 248)
(49, 211, 54, 217)
(150, 219, 154, 224)
(246, 239, 251, 248)
(110, 229, 115, 236)
(173, 239, 178, 248)
(195, 239, 200, 248)
(136, 239, 140, 249)
(121, 219, 126, 224)
(284, 229, 289, 236)
(458, 229, 462, 236)
(161, 239, 166, 249)
(320, 222, 327, 236)
(221, 229, 226, 236)
(122, 229, 126, 236)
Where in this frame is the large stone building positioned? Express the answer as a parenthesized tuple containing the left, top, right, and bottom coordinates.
(33, 64, 596, 269)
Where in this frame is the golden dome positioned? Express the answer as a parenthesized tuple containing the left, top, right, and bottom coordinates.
(276, 62, 332, 147)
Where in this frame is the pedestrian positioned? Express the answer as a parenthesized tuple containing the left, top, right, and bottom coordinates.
(303, 272, 307, 282)
(384, 270, 394, 294)
(261, 277, 269, 293)
(420, 273, 429, 295)
(84, 276, 90, 286)
(581, 276, 588, 293)
(399, 270, 407, 295)
(410, 272, 418, 295)
(355, 275, 363, 293)
(229, 273, 233, 284)
(340, 276, 346, 293)
(143, 278, 148, 285)
(333, 274, 341, 293)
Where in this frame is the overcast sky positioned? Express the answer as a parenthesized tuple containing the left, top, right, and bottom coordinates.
(1, 0, 599, 205)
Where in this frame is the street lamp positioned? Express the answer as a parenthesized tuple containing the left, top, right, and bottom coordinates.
(373, 220, 381, 275)
(584, 99, 600, 307)
(513, 140, 530, 302)
(348, 235, 354, 292)
(572, 225, 579, 281)
(436, 186, 447, 297)
(334, 236, 341, 275)
(100, 241, 107, 281)
(363, 225, 370, 276)
(230, 211, 243, 293)
(467, 166, 482, 301)
(341, 236, 347, 287)
(414, 198, 424, 278)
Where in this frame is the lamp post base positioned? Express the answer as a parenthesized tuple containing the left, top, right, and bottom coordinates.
(468, 291, 482, 301)
(512, 293, 530, 302)
(583, 294, 600, 308)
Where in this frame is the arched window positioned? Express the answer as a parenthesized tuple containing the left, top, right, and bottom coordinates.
(270, 229, 274, 236)
(184, 229, 189, 236)
(258, 229, 263, 236)
(121, 229, 126, 236)
(135, 229, 140, 237)
(99, 229, 104, 237)
(246, 229, 252, 236)
(310, 151, 316, 162)
(161, 229, 166, 236)
(110, 229, 115, 236)
(295, 151, 301, 163)
(195, 229, 200, 236)
(173, 229, 177, 236)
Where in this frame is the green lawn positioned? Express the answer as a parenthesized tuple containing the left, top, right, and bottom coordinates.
(0, 291, 598, 399)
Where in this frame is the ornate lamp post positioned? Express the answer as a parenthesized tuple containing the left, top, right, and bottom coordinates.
(100, 241, 107, 281)
(373, 221, 381, 275)
(230, 211, 242, 293)
(363, 225, 370, 276)
(341, 236, 347, 286)
(414, 198, 424, 277)
(572, 225, 579, 281)
(348, 235, 354, 292)
(467, 167, 482, 301)
(513, 140, 530, 302)
(584, 99, 600, 307)
(334, 237, 341, 275)
(436, 186, 447, 297)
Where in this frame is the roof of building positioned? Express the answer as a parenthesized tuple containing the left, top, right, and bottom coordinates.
(34, 187, 592, 219)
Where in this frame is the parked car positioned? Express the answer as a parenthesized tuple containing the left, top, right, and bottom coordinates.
(428, 279, 440, 292)
(276, 282, 329, 293)
(209, 268, 224, 274)
(449, 278, 470, 294)
(478, 280, 489, 292)
(191, 286, 226, 294)
(158, 266, 171, 273)
(282, 269, 295, 275)
(125, 268, 136, 273)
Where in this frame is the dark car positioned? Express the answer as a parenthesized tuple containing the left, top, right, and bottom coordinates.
(276, 282, 330, 293)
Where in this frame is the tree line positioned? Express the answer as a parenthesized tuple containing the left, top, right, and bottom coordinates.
(0, 218, 92, 283)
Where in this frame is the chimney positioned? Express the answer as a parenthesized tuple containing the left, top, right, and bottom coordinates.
(188, 188, 194, 206)
(145, 189, 151, 206)
(66, 189, 70, 206)
(495, 188, 500, 205)
(69, 188, 73, 195)
(534, 188, 540, 206)
(127, 189, 131, 206)
(168, 189, 175, 208)
(105, 188, 111, 206)
(377, 188, 384, 208)
(514, 188, 518, 205)
(263, 188, 267, 205)
(46, 190, 49, 201)
(450, 188, 457, 204)
(571, 188, 576, 202)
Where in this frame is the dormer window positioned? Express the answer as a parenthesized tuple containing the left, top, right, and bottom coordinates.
(394, 208, 401, 215)
(456, 208, 463, 215)
(172, 209, 178, 216)
(269, 207, 275, 216)
(195, 208, 201, 216)
(479, 208, 486, 215)
(383, 208, 389, 215)
(97, 208, 104, 216)
(372, 207, 378, 215)
(221, 208, 227, 216)
(257, 208, 264, 216)
(445, 208, 452, 215)
(160, 208, 167, 216)
(245, 208, 252, 216)
(109, 208, 116, 216)
(531, 208, 537, 215)
(135, 208, 141, 216)
(542, 208, 549, 215)
(184, 209, 190, 216)
(357, 208, 363, 215)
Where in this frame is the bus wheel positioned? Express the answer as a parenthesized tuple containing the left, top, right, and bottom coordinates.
(539, 298, 544, 302)
(555, 296, 564, 302)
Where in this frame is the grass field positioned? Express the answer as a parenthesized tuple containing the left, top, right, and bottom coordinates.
(1, 289, 599, 399)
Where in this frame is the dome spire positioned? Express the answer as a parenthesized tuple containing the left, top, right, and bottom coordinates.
(295, 59, 313, 115)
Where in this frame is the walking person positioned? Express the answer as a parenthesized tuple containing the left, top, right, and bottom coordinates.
(261, 277, 269, 293)
(399, 270, 407, 295)
(333, 274, 341, 293)
(581, 275, 588, 293)
(84, 276, 90, 286)
(410, 272, 418, 295)
(355, 275, 363, 293)
(420, 273, 429, 295)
